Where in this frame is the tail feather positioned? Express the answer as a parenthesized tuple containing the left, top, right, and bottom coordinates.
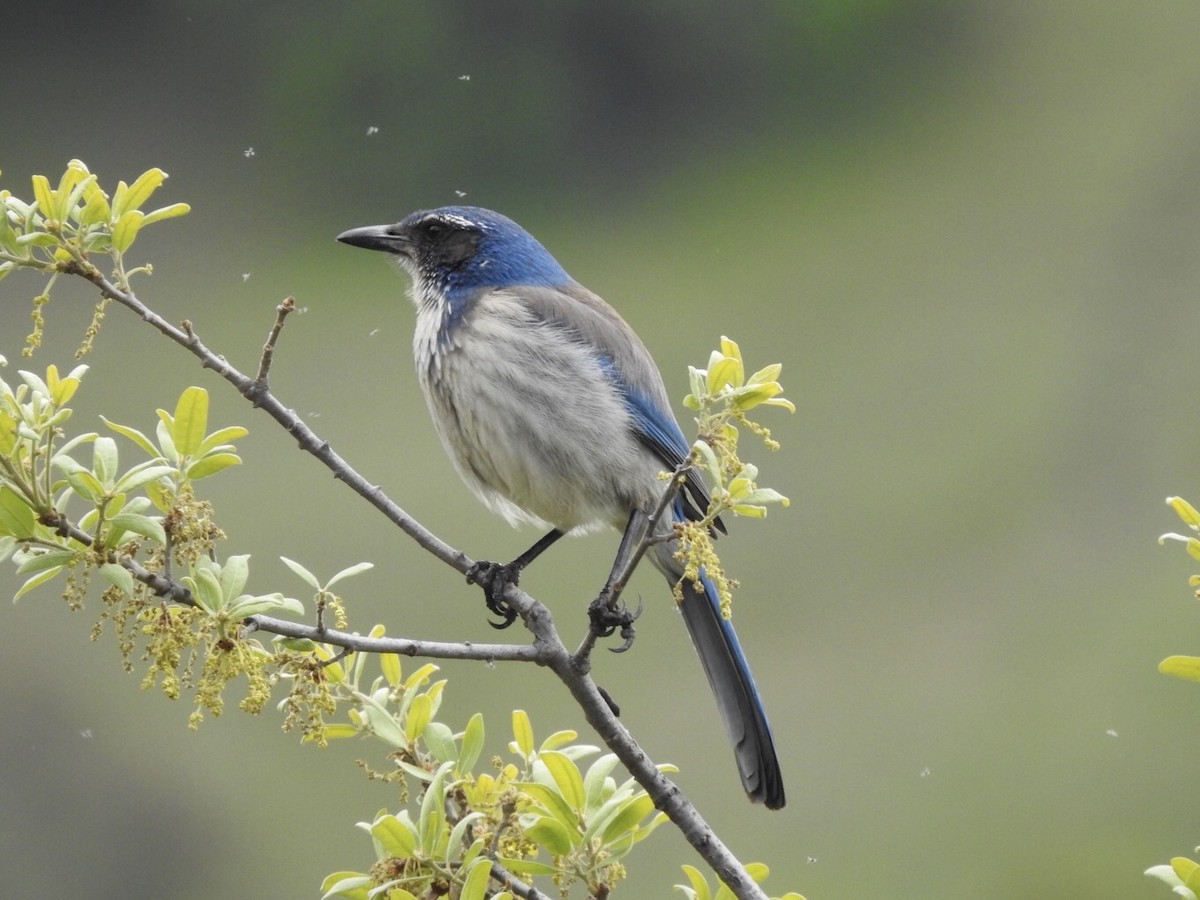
(653, 544, 786, 809)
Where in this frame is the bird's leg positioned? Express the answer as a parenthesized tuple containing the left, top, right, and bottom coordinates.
(588, 510, 647, 652)
(467, 528, 564, 628)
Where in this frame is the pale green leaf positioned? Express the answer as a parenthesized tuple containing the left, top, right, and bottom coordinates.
(113, 462, 175, 495)
(459, 712, 485, 774)
(92, 436, 119, 486)
(186, 452, 241, 480)
(194, 424, 248, 458)
(539, 751, 585, 811)
(15, 565, 64, 600)
(319, 873, 372, 900)
(417, 762, 455, 853)
(171, 386, 209, 458)
(495, 857, 559, 877)
(422, 721, 456, 763)
(0, 485, 35, 537)
(226, 592, 304, 620)
(279, 555, 320, 590)
(106, 511, 166, 545)
(369, 814, 417, 858)
(101, 416, 160, 457)
(326, 561, 375, 589)
(99, 562, 135, 594)
(523, 816, 575, 856)
(459, 856, 493, 900)
(512, 709, 534, 757)
(16, 548, 77, 576)
(583, 753, 620, 811)
(518, 782, 578, 832)
(405, 693, 433, 745)
(140, 202, 191, 227)
(601, 793, 655, 842)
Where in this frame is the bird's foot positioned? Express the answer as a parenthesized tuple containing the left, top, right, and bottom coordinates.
(587, 594, 644, 653)
(466, 560, 520, 629)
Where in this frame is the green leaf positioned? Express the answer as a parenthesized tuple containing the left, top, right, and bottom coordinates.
(77, 188, 111, 226)
(1158, 655, 1200, 681)
(15, 565, 64, 601)
(512, 709, 534, 758)
(63, 467, 105, 503)
(369, 813, 417, 858)
(111, 209, 144, 253)
(186, 452, 241, 480)
(538, 729, 580, 753)
(279, 555, 321, 590)
(140, 202, 191, 226)
(459, 856, 493, 900)
(186, 566, 224, 615)
(16, 548, 77, 576)
(446, 818, 486, 869)
(92, 436, 119, 487)
(402, 662, 439, 692)
(319, 873, 372, 900)
(227, 592, 304, 620)
(417, 762, 455, 854)
(679, 865, 713, 900)
(539, 751, 586, 811)
(459, 712, 484, 774)
(106, 512, 166, 546)
(746, 362, 783, 385)
(120, 168, 168, 215)
(405, 692, 433, 745)
(31, 175, 55, 221)
(360, 696, 408, 748)
(601, 793, 655, 842)
(170, 386, 209, 458)
(195, 424, 248, 458)
(582, 753, 620, 811)
(100, 416, 160, 458)
(422, 721, 456, 763)
(272, 635, 318, 652)
(379, 650, 401, 688)
(523, 816, 575, 856)
(218, 554, 250, 600)
(0, 486, 36, 537)
(99, 562, 135, 595)
(495, 857, 559, 877)
(708, 355, 743, 393)
(517, 782, 578, 833)
(326, 560, 375, 589)
(113, 462, 174, 495)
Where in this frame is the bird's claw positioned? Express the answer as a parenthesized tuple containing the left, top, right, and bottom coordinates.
(467, 560, 519, 629)
(588, 595, 643, 653)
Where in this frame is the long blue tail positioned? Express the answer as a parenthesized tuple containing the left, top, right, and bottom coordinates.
(652, 544, 786, 809)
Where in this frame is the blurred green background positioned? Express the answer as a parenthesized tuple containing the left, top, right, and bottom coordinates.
(4, 2, 1200, 897)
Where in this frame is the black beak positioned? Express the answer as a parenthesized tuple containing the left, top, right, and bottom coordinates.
(336, 224, 408, 254)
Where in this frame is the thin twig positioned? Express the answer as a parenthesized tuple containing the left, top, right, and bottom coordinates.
(254, 296, 294, 388)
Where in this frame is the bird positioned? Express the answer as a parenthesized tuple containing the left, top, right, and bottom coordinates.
(337, 206, 785, 809)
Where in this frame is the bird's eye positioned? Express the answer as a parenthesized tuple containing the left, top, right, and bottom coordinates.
(423, 221, 444, 239)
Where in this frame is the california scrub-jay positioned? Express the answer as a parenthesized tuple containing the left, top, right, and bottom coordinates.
(337, 207, 785, 809)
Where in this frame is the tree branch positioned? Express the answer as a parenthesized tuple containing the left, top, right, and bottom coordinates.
(57, 264, 770, 900)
